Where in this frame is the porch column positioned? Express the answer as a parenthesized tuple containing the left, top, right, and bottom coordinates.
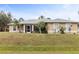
(23, 24, 25, 33)
(32, 25, 34, 32)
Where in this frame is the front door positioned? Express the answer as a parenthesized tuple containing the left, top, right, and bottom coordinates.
(25, 25, 32, 33)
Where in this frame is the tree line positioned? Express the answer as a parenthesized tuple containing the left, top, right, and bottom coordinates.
(0, 10, 24, 32)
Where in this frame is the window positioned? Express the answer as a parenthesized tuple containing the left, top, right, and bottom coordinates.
(68, 27, 71, 31)
(77, 24, 79, 32)
(68, 24, 72, 32)
(13, 26, 16, 31)
(53, 23, 59, 32)
(78, 24, 79, 28)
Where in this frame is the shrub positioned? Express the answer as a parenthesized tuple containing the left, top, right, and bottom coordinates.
(34, 21, 47, 33)
(59, 27, 65, 34)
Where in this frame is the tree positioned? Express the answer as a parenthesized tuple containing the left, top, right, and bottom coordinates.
(0, 11, 12, 31)
(13, 18, 24, 33)
(19, 17, 24, 22)
(13, 18, 19, 25)
(35, 21, 47, 33)
(13, 18, 21, 32)
(7, 12, 12, 21)
(38, 16, 45, 19)
(47, 17, 51, 19)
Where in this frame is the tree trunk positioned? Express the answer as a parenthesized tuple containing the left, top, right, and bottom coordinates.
(19, 28, 22, 33)
(4, 27, 6, 32)
(39, 27, 41, 33)
(18, 25, 22, 33)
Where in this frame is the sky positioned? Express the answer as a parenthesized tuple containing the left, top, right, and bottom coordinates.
(0, 4, 79, 21)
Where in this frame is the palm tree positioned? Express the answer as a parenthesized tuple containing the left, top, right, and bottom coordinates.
(36, 21, 46, 33)
(13, 18, 24, 33)
(7, 12, 12, 22)
(38, 16, 45, 19)
(19, 17, 24, 22)
(19, 17, 24, 32)
(13, 18, 20, 32)
(14, 18, 19, 25)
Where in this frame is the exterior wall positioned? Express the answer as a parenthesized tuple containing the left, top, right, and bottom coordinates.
(9, 23, 78, 33)
(71, 23, 78, 33)
(47, 23, 54, 33)
(9, 25, 13, 32)
(16, 26, 19, 32)
(77, 24, 79, 32)
(47, 23, 66, 33)
(59, 23, 65, 28)
(9, 25, 19, 32)
(9, 24, 34, 33)
(47, 22, 78, 34)
(9, 24, 26, 33)
(59, 23, 65, 32)
(65, 23, 78, 33)
(53, 23, 59, 32)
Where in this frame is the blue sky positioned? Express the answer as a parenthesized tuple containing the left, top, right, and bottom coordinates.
(0, 4, 79, 21)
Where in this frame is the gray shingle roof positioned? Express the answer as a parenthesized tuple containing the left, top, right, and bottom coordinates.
(48, 18, 78, 23)
(19, 18, 79, 24)
(9, 18, 79, 25)
(19, 18, 52, 24)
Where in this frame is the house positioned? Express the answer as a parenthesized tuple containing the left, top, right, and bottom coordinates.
(9, 18, 79, 34)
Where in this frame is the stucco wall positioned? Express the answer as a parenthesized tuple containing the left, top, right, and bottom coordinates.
(47, 23, 53, 33)
(59, 23, 65, 27)
(9, 24, 34, 33)
(71, 23, 78, 33)
(9, 23, 78, 33)
(9, 25, 13, 32)
(47, 23, 78, 33)
(9, 25, 19, 32)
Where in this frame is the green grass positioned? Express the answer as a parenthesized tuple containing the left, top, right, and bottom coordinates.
(0, 32, 79, 53)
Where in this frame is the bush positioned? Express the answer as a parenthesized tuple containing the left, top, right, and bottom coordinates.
(34, 25, 39, 33)
(34, 21, 47, 33)
(60, 27, 65, 34)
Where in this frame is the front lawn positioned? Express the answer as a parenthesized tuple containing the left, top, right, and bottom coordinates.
(0, 32, 79, 53)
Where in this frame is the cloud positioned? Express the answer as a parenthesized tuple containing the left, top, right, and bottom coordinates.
(40, 4, 79, 21)
(18, 4, 79, 21)
(0, 4, 79, 21)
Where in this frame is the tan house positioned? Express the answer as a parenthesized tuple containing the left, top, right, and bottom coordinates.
(9, 18, 79, 34)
